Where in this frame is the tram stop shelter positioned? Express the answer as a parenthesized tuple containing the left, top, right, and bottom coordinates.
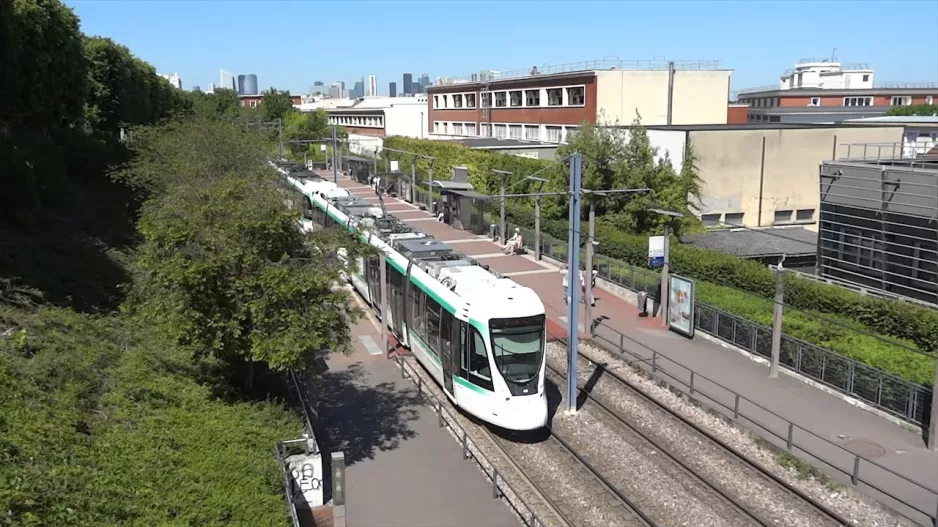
(429, 180, 493, 235)
(341, 155, 374, 184)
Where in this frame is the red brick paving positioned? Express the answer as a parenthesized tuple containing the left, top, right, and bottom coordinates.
(476, 256, 547, 274)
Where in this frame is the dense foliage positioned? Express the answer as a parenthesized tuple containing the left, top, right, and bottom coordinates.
(1, 2, 355, 524)
(382, 125, 937, 387)
(0, 307, 300, 526)
(120, 117, 365, 375)
(261, 88, 297, 122)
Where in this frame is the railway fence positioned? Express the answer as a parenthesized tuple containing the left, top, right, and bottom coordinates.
(577, 321, 938, 525)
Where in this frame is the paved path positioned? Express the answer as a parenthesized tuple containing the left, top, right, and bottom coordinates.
(325, 171, 938, 525)
(315, 291, 519, 527)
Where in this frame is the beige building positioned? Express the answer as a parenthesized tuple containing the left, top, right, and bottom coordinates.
(635, 123, 906, 229)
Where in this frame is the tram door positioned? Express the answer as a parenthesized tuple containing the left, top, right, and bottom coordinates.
(389, 267, 405, 337)
(440, 311, 455, 395)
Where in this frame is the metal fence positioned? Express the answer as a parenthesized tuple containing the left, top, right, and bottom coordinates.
(580, 322, 938, 525)
(694, 303, 930, 425)
(491, 216, 933, 427)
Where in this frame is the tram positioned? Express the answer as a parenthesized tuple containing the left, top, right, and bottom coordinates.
(275, 162, 548, 431)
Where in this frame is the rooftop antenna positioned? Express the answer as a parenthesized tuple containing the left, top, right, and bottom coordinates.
(831, 48, 837, 62)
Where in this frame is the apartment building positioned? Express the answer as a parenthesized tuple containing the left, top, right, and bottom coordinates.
(426, 59, 733, 143)
(739, 58, 938, 124)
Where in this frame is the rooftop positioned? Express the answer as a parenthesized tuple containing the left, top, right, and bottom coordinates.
(433, 57, 727, 87)
(738, 82, 938, 96)
(681, 227, 817, 259)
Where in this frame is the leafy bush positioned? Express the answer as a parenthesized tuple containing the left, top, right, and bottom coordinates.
(0, 307, 300, 526)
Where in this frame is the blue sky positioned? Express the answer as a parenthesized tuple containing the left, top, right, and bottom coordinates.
(67, 0, 938, 95)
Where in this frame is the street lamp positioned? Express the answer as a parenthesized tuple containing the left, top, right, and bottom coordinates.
(648, 208, 684, 329)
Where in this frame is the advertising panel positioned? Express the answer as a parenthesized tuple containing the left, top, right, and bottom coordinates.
(648, 236, 665, 267)
(668, 274, 695, 338)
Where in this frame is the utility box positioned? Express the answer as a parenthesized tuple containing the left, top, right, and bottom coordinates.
(637, 291, 648, 317)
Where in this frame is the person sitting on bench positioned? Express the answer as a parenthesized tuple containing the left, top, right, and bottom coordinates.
(503, 228, 524, 254)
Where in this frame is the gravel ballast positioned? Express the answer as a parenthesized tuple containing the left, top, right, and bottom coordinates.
(558, 341, 919, 527)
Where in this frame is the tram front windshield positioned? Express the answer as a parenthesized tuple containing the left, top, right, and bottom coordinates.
(490, 314, 545, 386)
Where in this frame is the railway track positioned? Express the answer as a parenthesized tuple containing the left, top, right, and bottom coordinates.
(398, 354, 646, 527)
(547, 344, 854, 527)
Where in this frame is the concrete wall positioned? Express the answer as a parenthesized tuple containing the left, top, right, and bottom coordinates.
(384, 103, 429, 139)
(688, 126, 904, 228)
(595, 70, 731, 126)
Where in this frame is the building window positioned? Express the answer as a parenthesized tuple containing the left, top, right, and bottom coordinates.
(545, 125, 562, 142)
(547, 88, 562, 106)
(891, 96, 912, 106)
(525, 89, 540, 106)
(452, 123, 464, 135)
(495, 92, 507, 107)
(843, 96, 873, 107)
(465, 93, 476, 108)
(809, 97, 820, 107)
(564, 126, 578, 141)
(701, 214, 721, 227)
(434, 95, 440, 109)
(862, 74, 870, 82)
(481, 123, 491, 137)
(927, 96, 934, 105)
(508, 125, 522, 140)
(567, 86, 585, 106)
(509, 90, 522, 107)
(795, 209, 815, 222)
(774, 210, 792, 224)
(453, 94, 463, 108)
(434, 121, 440, 134)
(465, 123, 476, 136)
(524, 125, 540, 141)
(494, 124, 507, 139)
(481, 92, 491, 108)
(724, 212, 744, 226)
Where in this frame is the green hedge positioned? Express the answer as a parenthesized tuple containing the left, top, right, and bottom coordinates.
(385, 136, 938, 387)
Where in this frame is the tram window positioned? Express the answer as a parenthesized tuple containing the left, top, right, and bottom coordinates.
(412, 288, 427, 343)
(467, 327, 493, 391)
(440, 309, 453, 370)
(426, 296, 441, 356)
(302, 197, 314, 220)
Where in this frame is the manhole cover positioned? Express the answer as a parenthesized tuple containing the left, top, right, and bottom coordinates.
(844, 439, 887, 458)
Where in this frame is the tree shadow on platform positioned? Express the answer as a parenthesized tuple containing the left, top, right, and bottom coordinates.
(312, 362, 422, 467)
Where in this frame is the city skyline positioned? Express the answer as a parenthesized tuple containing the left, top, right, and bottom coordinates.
(65, 0, 938, 96)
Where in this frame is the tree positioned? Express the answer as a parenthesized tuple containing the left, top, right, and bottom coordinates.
(120, 119, 366, 377)
(885, 104, 938, 116)
(261, 88, 296, 121)
(554, 113, 702, 235)
(0, 0, 87, 131)
(114, 117, 273, 198)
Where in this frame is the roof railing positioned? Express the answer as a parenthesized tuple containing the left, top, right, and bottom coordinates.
(437, 58, 725, 85)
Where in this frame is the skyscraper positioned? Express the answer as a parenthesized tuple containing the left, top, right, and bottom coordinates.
(352, 80, 364, 98)
(419, 73, 430, 89)
(368, 75, 377, 97)
(389, 82, 397, 97)
(403, 73, 413, 95)
(242, 74, 258, 95)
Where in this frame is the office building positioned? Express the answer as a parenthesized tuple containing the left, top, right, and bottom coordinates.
(351, 80, 364, 99)
(368, 75, 377, 97)
(738, 58, 938, 124)
(403, 73, 413, 95)
(419, 73, 431, 89)
(389, 82, 397, 97)
(818, 149, 938, 304)
(427, 58, 731, 142)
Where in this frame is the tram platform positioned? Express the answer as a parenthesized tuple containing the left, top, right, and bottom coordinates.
(314, 291, 519, 527)
(323, 170, 938, 525)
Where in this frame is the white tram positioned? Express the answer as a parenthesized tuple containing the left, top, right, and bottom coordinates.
(275, 162, 549, 431)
